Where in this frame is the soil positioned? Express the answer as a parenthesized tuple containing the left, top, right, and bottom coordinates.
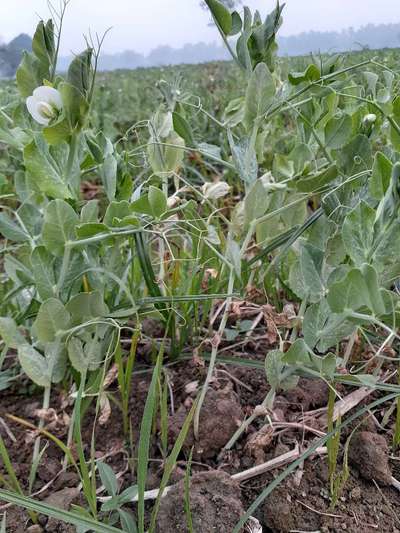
(168, 385, 244, 459)
(155, 470, 244, 533)
(1, 312, 400, 533)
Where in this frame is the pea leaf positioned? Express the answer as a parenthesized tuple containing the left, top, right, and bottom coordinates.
(18, 345, 51, 388)
(24, 138, 72, 200)
(172, 112, 195, 147)
(33, 298, 71, 343)
(42, 199, 79, 256)
(204, 0, 232, 35)
(327, 264, 386, 316)
(288, 64, 320, 85)
(228, 130, 258, 185)
(303, 299, 354, 352)
(45, 341, 67, 383)
(148, 186, 167, 219)
(369, 152, 392, 200)
(0, 213, 30, 242)
(244, 62, 275, 130)
(296, 165, 338, 193)
(324, 114, 352, 149)
(342, 201, 375, 266)
(66, 291, 108, 325)
(31, 246, 56, 301)
(0, 317, 26, 349)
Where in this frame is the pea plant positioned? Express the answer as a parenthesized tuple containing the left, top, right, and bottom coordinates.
(0, 0, 399, 530)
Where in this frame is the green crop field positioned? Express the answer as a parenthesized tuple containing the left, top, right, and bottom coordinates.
(0, 1, 400, 532)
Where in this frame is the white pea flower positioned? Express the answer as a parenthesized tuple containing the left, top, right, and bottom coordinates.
(202, 181, 231, 201)
(26, 86, 63, 126)
(363, 113, 377, 125)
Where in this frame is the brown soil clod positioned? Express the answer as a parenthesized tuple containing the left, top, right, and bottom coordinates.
(155, 470, 244, 533)
(168, 386, 243, 458)
(348, 431, 392, 485)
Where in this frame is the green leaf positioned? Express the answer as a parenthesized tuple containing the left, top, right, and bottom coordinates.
(42, 199, 79, 256)
(147, 130, 185, 177)
(104, 201, 132, 226)
(18, 345, 51, 388)
(342, 201, 375, 266)
(228, 130, 258, 184)
(66, 291, 108, 324)
(81, 200, 99, 223)
(204, 0, 232, 35)
(137, 351, 163, 532)
(299, 243, 326, 301)
(45, 341, 67, 383)
(0, 213, 29, 242)
(282, 339, 309, 365)
(33, 298, 71, 343)
(31, 246, 56, 300)
(226, 238, 241, 278)
(32, 20, 55, 72)
(130, 196, 153, 217)
(327, 264, 386, 316)
(244, 177, 272, 226)
(59, 82, 89, 131)
(244, 62, 275, 130)
(16, 52, 48, 98)
(0, 490, 121, 532)
(67, 328, 105, 374)
(230, 11, 242, 35)
(288, 64, 321, 85)
(0, 123, 30, 150)
(118, 510, 138, 533)
(119, 485, 139, 506)
(324, 114, 352, 150)
(16, 19, 54, 97)
(24, 138, 72, 200)
(75, 223, 110, 240)
(303, 299, 354, 352)
(296, 165, 338, 193)
(100, 153, 117, 202)
(149, 399, 198, 531)
(67, 337, 87, 374)
(43, 118, 71, 145)
(67, 48, 93, 96)
(98, 462, 118, 497)
(265, 349, 284, 390)
(148, 186, 167, 218)
(172, 112, 195, 147)
(369, 152, 392, 200)
(391, 96, 400, 149)
(0, 317, 26, 349)
(335, 134, 372, 174)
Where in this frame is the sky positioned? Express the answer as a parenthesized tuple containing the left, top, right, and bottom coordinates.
(0, 0, 399, 55)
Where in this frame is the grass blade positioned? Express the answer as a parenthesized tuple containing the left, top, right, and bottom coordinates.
(137, 346, 163, 532)
(0, 490, 121, 533)
(149, 399, 198, 531)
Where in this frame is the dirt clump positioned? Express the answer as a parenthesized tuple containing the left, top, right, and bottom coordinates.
(168, 385, 243, 458)
(284, 377, 328, 411)
(348, 431, 392, 485)
(155, 470, 244, 533)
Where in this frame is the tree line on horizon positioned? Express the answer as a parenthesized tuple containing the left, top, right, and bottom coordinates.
(1, 21, 400, 76)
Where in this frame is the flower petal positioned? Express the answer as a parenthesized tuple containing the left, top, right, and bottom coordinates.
(33, 86, 63, 110)
(26, 95, 50, 125)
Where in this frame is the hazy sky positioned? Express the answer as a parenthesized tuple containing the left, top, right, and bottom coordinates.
(0, 0, 399, 55)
